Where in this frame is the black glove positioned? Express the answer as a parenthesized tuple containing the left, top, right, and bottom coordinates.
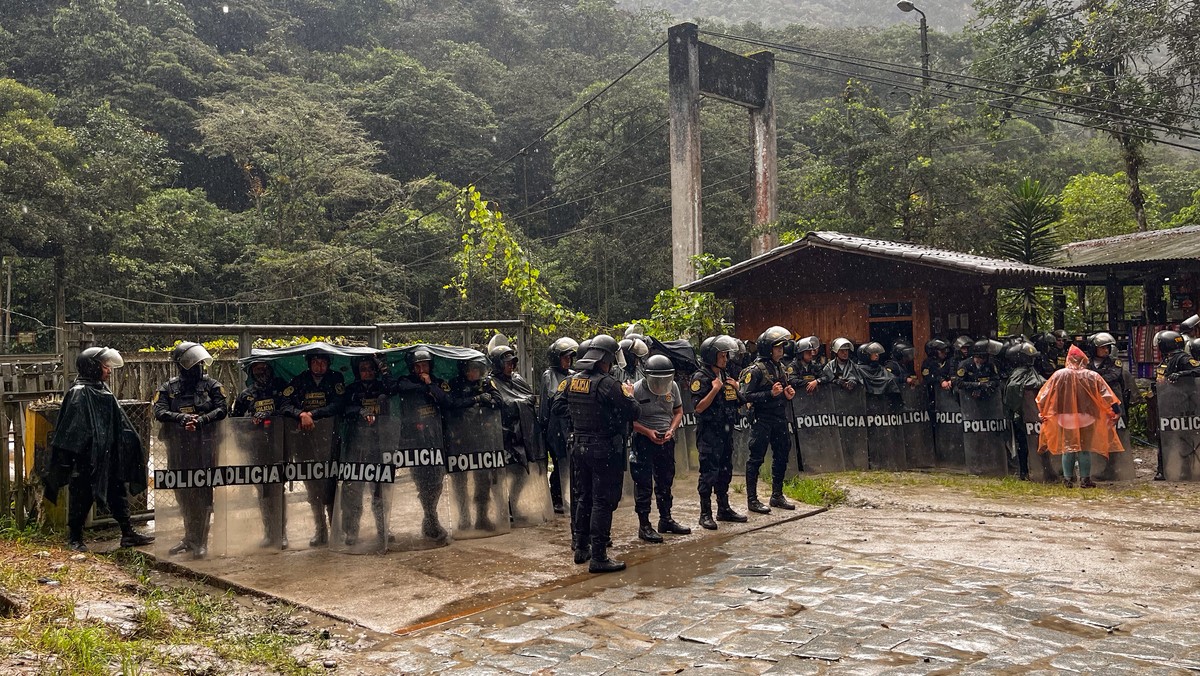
(252, 411, 271, 422)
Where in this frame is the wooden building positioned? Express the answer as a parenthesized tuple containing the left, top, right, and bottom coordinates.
(681, 231, 1082, 348)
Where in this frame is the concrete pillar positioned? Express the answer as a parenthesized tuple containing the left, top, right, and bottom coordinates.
(749, 51, 778, 257)
(669, 23, 702, 287)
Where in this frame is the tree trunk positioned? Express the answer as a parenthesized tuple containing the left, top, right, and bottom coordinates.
(1120, 134, 1149, 232)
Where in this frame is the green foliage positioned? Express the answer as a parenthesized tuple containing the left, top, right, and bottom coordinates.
(449, 187, 591, 336)
(1056, 172, 1163, 243)
(781, 476, 848, 506)
(994, 178, 1061, 335)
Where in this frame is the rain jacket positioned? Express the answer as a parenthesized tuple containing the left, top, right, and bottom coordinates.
(1035, 345, 1123, 456)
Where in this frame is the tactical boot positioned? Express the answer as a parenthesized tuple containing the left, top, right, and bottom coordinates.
(168, 540, 191, 556)
(746, 484, 770, 514)
(699, 496, 718, 530)
(717, 494, 748, 522)
(309, 504, 329, 547)
(769, 494, 796, 511)
(574, 545, 591, 564)
(119, 529, 155, 548)
(658, 515, 691, 535)
(588, 547, 626, 574)
(423, 515, 448, 542)
(68, 539, 89, 553)
(637, 516, 663, 543)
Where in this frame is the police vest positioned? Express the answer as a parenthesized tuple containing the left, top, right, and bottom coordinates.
(566, 371, 614, 436)
(162, 376, 222, 416)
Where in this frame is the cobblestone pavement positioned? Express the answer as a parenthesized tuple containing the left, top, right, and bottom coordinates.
(364, 500, 1200, 674)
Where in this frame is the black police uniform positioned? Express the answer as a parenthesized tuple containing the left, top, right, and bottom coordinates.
(564, 366, 639, 554)
(232, 374, 288, 547)
(445, 372, 500, 530)
(280, 368, 345, 544)
(393, 372, 452, 540)
(691, 363, 742, 515)
(540, 364, 573, 511)
(153, 372, 228, 555)
(483, 368, 545, 518)
(339, 375, 391, 544)
(741, 357, 793, 503)
(953, 358, 1001, 400)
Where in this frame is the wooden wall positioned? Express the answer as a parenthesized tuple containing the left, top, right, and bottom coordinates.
(735, 288, 931, 352)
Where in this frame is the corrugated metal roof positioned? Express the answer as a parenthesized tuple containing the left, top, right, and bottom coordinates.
(681, 230, 1083, 292)
(1055, 225, 1200, 269)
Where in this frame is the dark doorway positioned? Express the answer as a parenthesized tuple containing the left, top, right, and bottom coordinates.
(869, 320, 913, 348)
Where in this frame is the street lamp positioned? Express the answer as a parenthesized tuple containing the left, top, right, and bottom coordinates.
(897, 1, 930, 91)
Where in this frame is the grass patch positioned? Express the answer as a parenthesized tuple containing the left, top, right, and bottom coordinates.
(831, 470, 1161, 502)
(781, 476, 848, 506)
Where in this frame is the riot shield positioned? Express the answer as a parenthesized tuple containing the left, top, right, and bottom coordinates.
(211, 416, 285, 558)
(960, 391, 1010, 477)
(153, 420, 217, 560)
(444, 403, 511, 539)
(900, 386, 935, 469)
(866, 393, 907, 471)
(793, 387, 843, 474)
(833, 386, 869, 471)
(934, 387, 966, 471)
(1157, 379, 1200, 481)
(1022, 390, 1059, 482)
(509, 459, 555, 528)
(281, 416, 338, 551)
(678, 373, 700, 472)
(731, 413, 751, 477)
(1093, 417, 1135, 482)
(330, 416, 395, 555)
(389, 391, 451, 548)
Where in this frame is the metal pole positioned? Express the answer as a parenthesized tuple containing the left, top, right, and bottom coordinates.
(919, 14, 930, 90)
(3, 257, 11, 354)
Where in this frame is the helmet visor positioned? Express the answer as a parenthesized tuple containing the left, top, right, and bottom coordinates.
(99, 348, 124, 369)
(646, 372, 674, 396)
(178, 344, 213, 370)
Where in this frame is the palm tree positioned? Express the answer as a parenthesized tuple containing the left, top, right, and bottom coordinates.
(994, 178, 1061, 335)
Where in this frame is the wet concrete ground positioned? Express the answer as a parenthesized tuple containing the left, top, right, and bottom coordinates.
(151, 472, 1200, 673)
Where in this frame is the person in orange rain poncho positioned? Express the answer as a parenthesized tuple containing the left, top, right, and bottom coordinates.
(1036, 344, 1124, 488)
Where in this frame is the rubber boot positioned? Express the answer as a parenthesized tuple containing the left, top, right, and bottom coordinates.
(637, 515, 663, 543)
(717, 494, 748, 522)
(658, 513, 691, 535)
(588, 546, 626, 574)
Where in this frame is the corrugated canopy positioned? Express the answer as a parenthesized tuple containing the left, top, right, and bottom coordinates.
(1055, 225, 1200, 270)
(682, 231, 1082, 293)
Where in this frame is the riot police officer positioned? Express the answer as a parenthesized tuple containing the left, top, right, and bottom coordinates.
(822, 337, 862, 391)
(1089, 332, 1140, 418)
(232, 359, 289, 549)
(1003, 342, 1044, 481)
(954, 339, 1002, 400)
(790, 337, 824, 393)
(741, 327, 796, 514)
(153, 342, 228, 559)
(446, 356, 500, 531)
(339, 355, 392, 547)
(630, 355, 689, 543)
(691, 335, 747, 530)
(393, 348, 452, 541)
(485, 343, 548, 522)
(44, 347, 154, 552)
(540, 338, 578, 514)
(560, 335, 640, 573)
(280, 352, 345, 547)
(886, 341, 918, 389)
(921, 339, 953, 405)
(617, 336, 649, 384)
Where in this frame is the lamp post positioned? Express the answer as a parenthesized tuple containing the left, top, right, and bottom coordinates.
(897, 1, 930, 91)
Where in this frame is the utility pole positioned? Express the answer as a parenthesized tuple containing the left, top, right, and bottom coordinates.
(2, 257, 10, 354)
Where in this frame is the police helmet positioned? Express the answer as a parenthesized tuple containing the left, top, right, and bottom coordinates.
(952, 336, 973, 354)
(699, 335, 737, 367)
(462, 356, 489, 379)
(783, 339, 796, 360)
(795, 336, 820, 354)
(624, 324, 644, 339)
(305, 352, 331, 367)
(77, 346, 124, 380)
(547, 337, 579, 363)
(172, 341, 213, 371)
(488, 345, 518, 371)
(858, 342, 885, 362)
(925, 339, 949, 359)
(582, 334, 620, 364)
(1188, 338, 1200, 359)
(971, 339, 993, 357)
(756, 326, 791, 358)
(1182, 314, 1200, 336)
(407, 347, 433, 369)
(1090, 332, 1117, 351)
(643, 354, 676, 396)
(1157, 330, 1185, 356)
(351, 355, 379, 378)
(619, 337, 649, 359)
(577, 338, 592, 355)
(891, 341, 915, 363)
(1052, 329, 1069, 341)
(831, 337, 854, 355)
(1012, 341, 1038, 367)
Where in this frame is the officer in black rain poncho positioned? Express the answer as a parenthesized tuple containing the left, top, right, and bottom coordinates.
(280, 352, 345, 547)
(823, 338, 863, 391)
(393, 348, 452, 542)
(554, 335, 639, 573)
(858, 342, 901, 395)
(338, 355, 392, 548)
(886, 341, 918, 390)
(43, 347, 154, 553)
(1003, 342, 1044, 481)
(740, 326, 796, 514)
(484, 342, 551, 526)
(690, 335, 747, 530)
(921, 340, 952, 397)
(153, 342, 228, 559)
(952, 336, 973, 367)
(231, 358, 289, 549)
(540, 337, 578, 514)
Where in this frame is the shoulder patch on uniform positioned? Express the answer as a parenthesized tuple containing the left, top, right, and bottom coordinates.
(283, 386, 294, 396)
(741, 371, 752, 384)
(921, 368, 929, 376)
(690, 379, 702, 393)
(957, 369, 966, 377)
(557, 379, 569, 393)
(217, 385, 225, 397)
(440, 382, 451, 392)
(1114, 360, 1122, 367)
(334, 383, 345, 394)
(785, 366, 794, 374)
(1191, 359, 1199, 367)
